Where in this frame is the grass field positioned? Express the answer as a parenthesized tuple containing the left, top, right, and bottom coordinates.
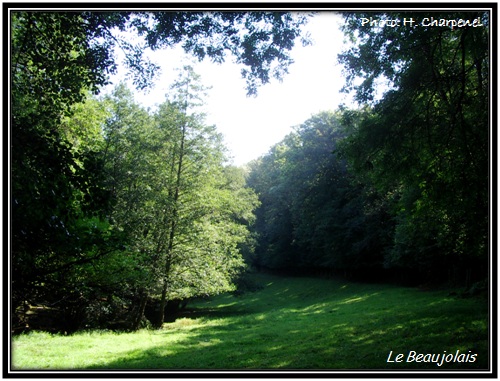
(11, 273, 489, 371)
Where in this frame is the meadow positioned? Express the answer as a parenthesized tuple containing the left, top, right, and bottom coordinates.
(11, 273, 489, 371)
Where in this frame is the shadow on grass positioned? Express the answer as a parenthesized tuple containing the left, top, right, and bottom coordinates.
(177, 305, 249, 320)
(83, 283, 489, 371)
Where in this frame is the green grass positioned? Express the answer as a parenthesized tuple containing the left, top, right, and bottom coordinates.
(11, 273, 489, 371)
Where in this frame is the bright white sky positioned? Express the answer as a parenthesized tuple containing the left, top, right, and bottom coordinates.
(108, 12, 352, 166)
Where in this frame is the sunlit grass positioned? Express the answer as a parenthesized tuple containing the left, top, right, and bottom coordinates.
(11, 273, 489, 370)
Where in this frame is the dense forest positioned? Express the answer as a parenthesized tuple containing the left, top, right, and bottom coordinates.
(248, 11, 489, 287)
(10, 10, 490, 334)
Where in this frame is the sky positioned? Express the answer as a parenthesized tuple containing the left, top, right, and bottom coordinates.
(108, 12, 352, 166)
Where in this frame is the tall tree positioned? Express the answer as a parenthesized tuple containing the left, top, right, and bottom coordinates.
(102, 68, 259, 328)
(10, 9, 309, 328)
(151, 66, 257, 326)
(338, 12, 489, 285)
(247, 111, 389, 276)
(247, 138, 297, 270)
(10, 11, 145, 317)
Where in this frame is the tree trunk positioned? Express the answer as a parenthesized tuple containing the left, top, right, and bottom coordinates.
(155, 76, 190, 330)
(132, 292, 148, 331)
(156, 281, 168, 329)
(465, 268, 472, 289)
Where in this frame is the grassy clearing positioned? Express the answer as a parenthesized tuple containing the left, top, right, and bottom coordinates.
(11, 273, 489, 371)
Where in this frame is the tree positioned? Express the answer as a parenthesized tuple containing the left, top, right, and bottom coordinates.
(247, 111, 389, 277)
(139, 11, 312, 95)
(11, 91, 127, 332)
(10, 9, 309, 329)
(10, 11, 135, 319)
(338, 11, 489, 285)
(10, 9, 312, 97)
(101, 68, 259, 328)
(247, 138, 297, 270)
(150, 66, 258, 326)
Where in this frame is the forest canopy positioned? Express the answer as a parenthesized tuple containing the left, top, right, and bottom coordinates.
(10, 9, 305, 332)
(247, 11, 489, 286)
(9, 9, 490, 334)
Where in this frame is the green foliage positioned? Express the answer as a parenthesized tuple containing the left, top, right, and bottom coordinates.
(139, 12, 312, 95)
(337, 12, 489, 285)
(11, 91, 121, 325)
(100, 67, 259, 328)
(10, 10, 306, 329)
(246, 11, 488, 285)
(248, 111, 391, 275)
(10, 11, 141, 322)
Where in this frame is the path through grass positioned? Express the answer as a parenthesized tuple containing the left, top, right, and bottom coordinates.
(11, 273, 489, 371)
